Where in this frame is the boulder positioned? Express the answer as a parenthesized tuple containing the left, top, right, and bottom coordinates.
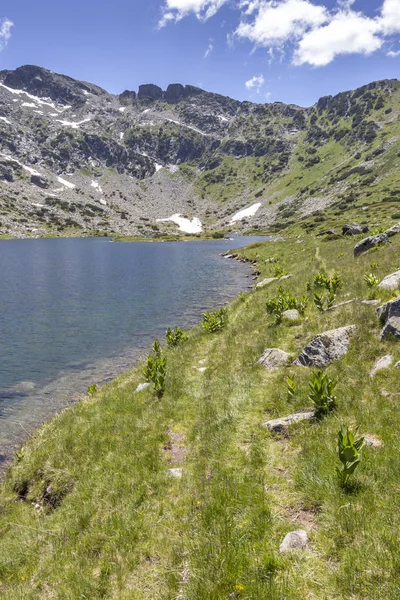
(354, 233, 390, 256)
(138, 84, 163, 101)
(343, 224, 369, 236)
(256, 277, 277, 289)
(282, 309, 301, 322)
(294, 326, 356, 368)
(263, 410, 314, 433)
(380, 317, 400, 340)
(257, 348, 291, 370)
(31, 174, 49, 189)
(370, 355, 393, 377)
(377, 296, 400, 323)
(279, 530, 309, 552)
(378, 270, 400, 290)
(385, 223, 400, 238)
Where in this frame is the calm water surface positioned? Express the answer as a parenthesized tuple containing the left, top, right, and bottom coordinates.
(0, 236, 269, 460)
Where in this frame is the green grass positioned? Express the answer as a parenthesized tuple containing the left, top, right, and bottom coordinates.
(1, 212, 400, 596)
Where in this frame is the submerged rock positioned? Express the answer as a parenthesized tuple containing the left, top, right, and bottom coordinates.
(354, 233, 389, 256)
(257, 348, 291, 370)
(279, 530, 309, 552)
(294, 326, 356, 368)
(263, 410, 315, 433)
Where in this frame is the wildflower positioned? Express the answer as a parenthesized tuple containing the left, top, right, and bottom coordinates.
(235, 584, 245, 592)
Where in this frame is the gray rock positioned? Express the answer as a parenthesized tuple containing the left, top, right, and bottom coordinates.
(385, 223, 400, 238)
(343, 223, 369, 236)
(138, 84, 163, 100)
(282, 309, 301, 321)
(164, 83, 185, 103)
(395, 361, 400, 369)
(263, 410, 315, 433)
(380, 317, 400, 340)
(362, 299, 381, 306)
(370, 355, 393, 377)
(377, 296, 400, 323)
(167, 468, 183, 479)
(256, 277, 277, 289)
(279, 530, 309, 552)
(316, 229, 337, 237)
(364, 434, 383, 448)
(354, 233, 390, 256)
(257, 348, 291, 370)
(135, 382, 150, 393)
(30, 174, 49, 188)
(378, 270, 400, 290)
(294, 326, 356, 368)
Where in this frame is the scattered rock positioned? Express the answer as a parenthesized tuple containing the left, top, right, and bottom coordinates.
(354, 233, 390, 256)
(364, 434, 383, 448)
(316, 229, 337, 237)
(378, 270, 400, 290)
(377, 296, 400, 323)
(385, 223, 400, 238)
(343, 224, 369, 236)
(167, 468, 183, 479)
(30, 174, 49, 189)
(282, 309, 301, 322)
(280, 274, 292, 281)
(370, 355, 393, 377)
(263, 410, 315, 433)
(362, 299, 381, 306)
(294, 326, 356, 368)
(135, 382, 150, 393)
(256, 277, 278, 289)
(327, 298, 358, 311)
(380, 317, 400, 340)
(257, 348, 291, 370)
(279, 530, 309, 552)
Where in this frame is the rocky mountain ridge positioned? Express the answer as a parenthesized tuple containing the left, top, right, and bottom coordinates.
(0, 65, 399, 238)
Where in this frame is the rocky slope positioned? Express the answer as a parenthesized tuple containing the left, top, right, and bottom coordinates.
(0, 65, 399, 238)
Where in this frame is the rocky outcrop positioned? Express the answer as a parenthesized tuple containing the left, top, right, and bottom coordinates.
(342, 224, 369, 236)
(164, 84, 185, 103)
(138, 84, 163, 101)
(31, 174, 49, 189)
(119, 90, 136, 103)
(294, 326, 356, 367)
(385, 223, 400, 238)
(257, 348, 291, 370)
(354, 233, 390, 256)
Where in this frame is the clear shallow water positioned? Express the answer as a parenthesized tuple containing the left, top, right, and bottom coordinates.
(0, 236, 269, 460)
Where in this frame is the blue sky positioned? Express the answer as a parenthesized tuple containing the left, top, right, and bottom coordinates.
(0, 0, 399, 107)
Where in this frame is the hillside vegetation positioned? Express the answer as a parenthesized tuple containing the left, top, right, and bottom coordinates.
(1, 217, 400, 598)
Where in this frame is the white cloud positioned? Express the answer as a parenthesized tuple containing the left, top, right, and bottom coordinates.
(295, 10, 382, 66)
(159, 0, 228, 26)
(387, 49, 400, 57)
(204, 39, 214, 57)
(0, 17, 13, 51)
(245, 74, 265, 92)
(380, 0, 400, 34)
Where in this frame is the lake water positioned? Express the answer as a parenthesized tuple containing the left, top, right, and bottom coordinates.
(0, 236, 269, 462)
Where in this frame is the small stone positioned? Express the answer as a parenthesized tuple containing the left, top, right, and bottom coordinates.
(257, 348, 291, 370)
(194, 367, 207, 372)
(380, 317, 400, 340)
(135, 382, 150, 393)
(263, 410, 315, 433)
(378, 270, 400, 290)
(364, 434, 383, 448)
(282, 309, 301, 322)
(354, 233, 390, 257)
(256, 277, 278, 289)
(167, 468, 183, 479)
(370, 355, 393, 377)
(279, 530, 309, 552)
(294, 326, 356, 368)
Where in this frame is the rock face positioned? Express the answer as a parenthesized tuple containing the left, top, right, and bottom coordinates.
(343, 224, 369, 236)
(138, 84, 163, 101)
(294, 326, 356, 367)
(380, 317, 400, 340)
(279, 530, 309, 552)
(354, 233, 390, 256)
(257, 348, 291, 370)
(263, 410, 315, 433)
(370, 355, 393, 377)
(378, 270, 400, 290)
(377, 296, 400, 323)
(164, 83, 185, 103)
(119, 90, 137, 103)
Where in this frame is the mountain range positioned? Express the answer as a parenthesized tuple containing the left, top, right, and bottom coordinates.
(0, 65, 399, 238)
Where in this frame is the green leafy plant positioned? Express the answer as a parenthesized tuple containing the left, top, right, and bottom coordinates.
(287, 374, 297, 401)
(202, 307, 227, 333)
(87, 384, 98, 397)
(309, 371, 337, 418)
(166, 327, 188, 347)
(143, 340, 167, 398)
(273, 265, 287, 278)
(266, 288, 308, 323)
(15, 447, 25, 462)
(336, 426, 364, 488)
(313, 272, 343, 310)
(313, 293, 325, 312)
(364, 273, 380, 287)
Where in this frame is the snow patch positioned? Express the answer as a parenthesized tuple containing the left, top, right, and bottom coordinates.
(91, 180, 103, 193)
(99, 199, 107, 206)
(0, 83, 70, 112)
(119, 131, 124, 140)
(157, 214, 202, 233)
(118, 107, 126, 113)
(0, 116, 11, 124)
(230, 203, 262, 223)
(57, 176, 76, 189)
(22, 102, 36, 108)
(56, 117, 91, 129)
(155, 163, 163, 172)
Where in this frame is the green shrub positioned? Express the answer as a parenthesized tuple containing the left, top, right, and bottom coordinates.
(287, 374, 297, 401)
(87, 384, 98, 397)
(143, 341, 167, 398)
(266, 288, 308, 323)
(166, 327, 188, 347)
(202, 307, 227, 333)
(336, 426, 364, 488)
(309, 371, 337, 418)
(364, 273, 380, 287)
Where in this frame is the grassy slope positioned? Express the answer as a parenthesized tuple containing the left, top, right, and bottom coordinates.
(1, 220, 400, 598)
